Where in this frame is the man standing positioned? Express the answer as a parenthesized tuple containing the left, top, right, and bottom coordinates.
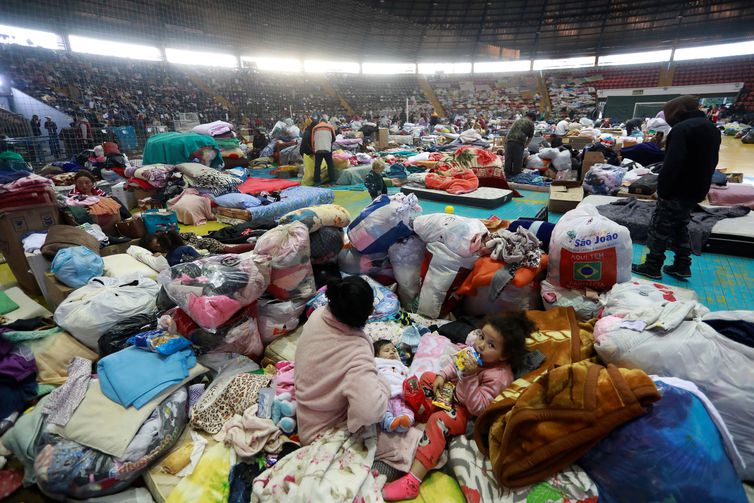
(311, 118, 337, 185)
(504, 111, 536, 177)
(44, 116, 61, 158)
(632, 96, 721, 280)
(30, 115, 42, 136)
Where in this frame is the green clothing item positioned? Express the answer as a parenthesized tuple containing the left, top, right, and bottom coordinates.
(507, 118, 535, 145)
(2, 326, 61, 343)
(0, 149, 29, 171)
(214, 137, 241, 151)
(142, 132, 222, 168)
(0, 291, 19, 315)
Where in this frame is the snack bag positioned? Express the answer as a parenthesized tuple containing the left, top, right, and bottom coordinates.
(453, 347, 482, 378)
(431, 381, 456, 411)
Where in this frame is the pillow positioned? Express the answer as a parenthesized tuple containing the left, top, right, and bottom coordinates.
(103, 254, 160, 280)
(278, 204, 351, 232)
(214, 193, 261, 209)
(21, 331, 98, 385)
(127, 245, 169, 273)
(3, 287, 52, 322)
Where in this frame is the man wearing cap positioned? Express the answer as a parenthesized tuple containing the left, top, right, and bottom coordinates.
(632, 95, 721, 280)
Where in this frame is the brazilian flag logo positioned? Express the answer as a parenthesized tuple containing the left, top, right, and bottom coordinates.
(574, 262, 601, 281)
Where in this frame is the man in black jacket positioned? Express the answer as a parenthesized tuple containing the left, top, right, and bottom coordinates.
(632, 96, 721, 280)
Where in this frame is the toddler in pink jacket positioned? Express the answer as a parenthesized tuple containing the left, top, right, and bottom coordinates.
(374, 340, 414, 433)
(383, 311, 535, 501)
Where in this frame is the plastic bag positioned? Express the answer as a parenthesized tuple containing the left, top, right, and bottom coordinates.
(51, 246, 104, 288)
(306, 274, 399, 323)
(347, 193, 421, 254)
(540, 280, 601, 320)
(127, 329, 192, 355)
(157, 254, 270, 331)
(547, 204, 632, 291)
(582, 163, 626, 196)
(278, 204, 350, 233)
(388, 235, 426, 308)
(54, 275, 159, 350)
(525, 154, 545, 170)
(337, 248, 394, 282)
(552, 150, 572, 171)
(257, 297, 306, 344)
(538, 147, 560, 160)
(413, 213, 487, 257)
(254, 222, 315, 301)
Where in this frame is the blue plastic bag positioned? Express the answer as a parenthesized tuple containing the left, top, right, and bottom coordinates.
(579, 380, 747, 503)
(51, 246, 103, 288)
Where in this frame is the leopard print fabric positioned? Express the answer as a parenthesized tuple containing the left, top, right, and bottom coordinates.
(190, 373, 271, 434)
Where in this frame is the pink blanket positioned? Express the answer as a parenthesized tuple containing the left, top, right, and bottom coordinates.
(425, 165, 479, 195)
(238, 177, 300, 195)
(708, 183, 754, 209)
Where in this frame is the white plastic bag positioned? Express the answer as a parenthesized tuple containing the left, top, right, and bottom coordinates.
(54, 274, 159, 350)
(388, 235, 426, 308)
(413, 214, 487, 257)
(552, 150, 572, 171)
(257, 297, 306, 344)
(537, 147, 560, 160)
(547, 204, 632, 291)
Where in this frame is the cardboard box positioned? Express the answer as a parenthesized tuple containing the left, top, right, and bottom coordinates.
(548, 181, 584, 213)
(377, 128, 389, 149)
(42, 272, 74, 311)
(581, 151, 606, 178)
(0, 204, 59, 294)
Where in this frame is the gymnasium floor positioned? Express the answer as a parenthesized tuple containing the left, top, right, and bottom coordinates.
(3, 137, 752, 312)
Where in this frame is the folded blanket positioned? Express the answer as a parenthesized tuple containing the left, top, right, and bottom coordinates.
(98, 346, 196, 409)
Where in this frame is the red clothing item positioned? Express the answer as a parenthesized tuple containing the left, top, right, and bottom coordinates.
(426, 165, 479, 195)
(414, 372, 471, 469)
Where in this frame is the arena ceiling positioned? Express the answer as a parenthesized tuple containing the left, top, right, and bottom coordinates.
(4, 0, 754, 61)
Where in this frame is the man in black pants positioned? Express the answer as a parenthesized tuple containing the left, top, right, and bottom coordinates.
(311, 118, 337, 185)
(504, 111, 536, 177)
(632, 95, 721, 280)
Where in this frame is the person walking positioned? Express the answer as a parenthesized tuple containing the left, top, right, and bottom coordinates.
(632, 95, 721, 280)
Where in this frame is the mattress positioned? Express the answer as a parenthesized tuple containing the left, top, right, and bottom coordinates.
(242, 186, 335, 224)
(400, 184, 513, 209)
(580, 195, 754, 257)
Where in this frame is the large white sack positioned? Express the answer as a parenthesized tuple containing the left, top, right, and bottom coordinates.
(388, 235, 426, 308)
(54, 274, 159, 350)
(417, 242, 477, 319)
(595, 313, 754, 480)
(413, 214, 487, 257)
(547, 204, 632, 291)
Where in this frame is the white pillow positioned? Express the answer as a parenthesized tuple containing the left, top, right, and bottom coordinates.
(126, 245, 169, 273)
(102, 254, 160, 280)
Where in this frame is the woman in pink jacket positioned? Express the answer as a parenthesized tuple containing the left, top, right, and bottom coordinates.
(295, 276, 391, 444)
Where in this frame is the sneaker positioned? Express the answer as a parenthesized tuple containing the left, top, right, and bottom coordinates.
(663, 264, 691, 279)
(632, 263, 662, 280)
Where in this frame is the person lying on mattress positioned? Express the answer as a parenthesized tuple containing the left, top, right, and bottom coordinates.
(383, 311, 533, 501)
(140, 230, 200, 267)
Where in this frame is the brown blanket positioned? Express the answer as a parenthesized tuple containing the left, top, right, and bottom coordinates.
(476, 361, 660, 488)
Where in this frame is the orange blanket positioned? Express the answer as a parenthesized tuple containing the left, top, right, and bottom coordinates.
(425, 164, 479, 195)
(455, 255, 548, 292)
(476, 361, 660, 488)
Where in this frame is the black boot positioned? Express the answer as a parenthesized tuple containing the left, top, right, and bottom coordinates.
(663, 263, 691, 279)
(632, 262, 662, 280)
